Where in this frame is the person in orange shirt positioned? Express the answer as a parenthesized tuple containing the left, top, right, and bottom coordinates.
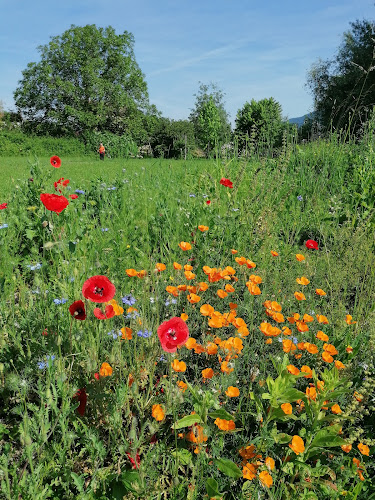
(98, 143, 105, 160)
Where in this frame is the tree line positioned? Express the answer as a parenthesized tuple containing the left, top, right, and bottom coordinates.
(2, 20, 374, 158)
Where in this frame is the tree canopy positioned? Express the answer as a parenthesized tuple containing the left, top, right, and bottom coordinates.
(307, 19, 375, 134)
(14, 25, 150, 136)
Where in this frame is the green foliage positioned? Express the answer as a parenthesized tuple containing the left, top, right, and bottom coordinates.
(307, 19, 375, 135)
(234, 97, 284, 153)
(14, 24, 150, 137)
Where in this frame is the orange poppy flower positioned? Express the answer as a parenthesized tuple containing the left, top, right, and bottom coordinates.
(177, 284, 187, 292)
(193, 343, 205, 354)
(265, 339, 272, 344)
(208, 316, 224, 328)
(206, 342, 218, 355)
(323, 343, 338, 355)
(121, 327, 133, 340)
(155, 263, 166, 272)
(179, 241, 192, 251)
(296, 321, 309, 332)
(265, 457, 275, 471)
(225, 386, 240, 397)
(353, 457, 361, 468)
(188, 286, 197, 294)
(152, 404, 165, 421)
(180, 313, 188, 321)
(358, 443, 370, 456)
(187, 293, 201, 304)
(331, 404, 342, 414)
(282, 327, 292, 336)
(296, 254, 305, 261)
(137, 270, 147, 278)
(166, 285, 179, 297)
(335, 360, 345, 370)
(306, 386, 317, 401)
(185, 424, 208, 444)
(303, 314, 314, 323)
(184, 271, 196, 280)
(283, 339, 297, 353)
(322, 351, 334, 363)
(198, 225, 209, 232)
(243, 462, 258, 480)
(249, 274, 262, 284)
(260, 322, 281, 337)
(225, 284, 235, 293)
(99, 362, 113, 377)
(214, 418, 235, 431)
(259, 470, 273, 488)
(198, 282, 209, 291)
(171, 359, 186, 372)
(346, 345, 353, 353)
(305, 342, 319, 354)
(281, 403, 292, 415)
(221, 361, 234, 374)
(296, 276, 310, 285)
(271, 250, 279, 257)
(202, 367, 214, 379)
(184, 264, 193, 271)
(287, 364, 300, 375)
(301, 365, 313, 378)
(177, 381, 188, 392)
(345, 314, 356, 325)
(185, 337, 197, 350)
(316, 289, 326, 296)
(126, 268, 137, 277)
(173, 262, 182, 270)
(316, 331, 329, 342)
(341, 444, 352, 453)
(246, 259, 256, 269)
(231, 249, 238, 254)
(247, 282, 261, 295)
(200, 304, 214, 316)
(289, 435, 305, 455)
(239, 445, 257, 459)
(316, 314, 329, 324)
(294, 291, 306, 301)
(217, 289, 228, 299)
(297, 342, 305, 350)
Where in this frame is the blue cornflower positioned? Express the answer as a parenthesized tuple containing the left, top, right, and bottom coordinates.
(101, 228, 109, 232)
(293, 337, 298, 344)
(189, 193, 196, 198)
(165, 299, 177, 306)
(53, 298, 67, 305)
(0, 224, 8, 229)
(122, 294, 136, 306)
(159, 355, 167, 362)
(137, 329, 152, 338)
(37, 361, 46, 370)
(75, 189, 85, 194)
(297, 195, 303, 201)
(107, 186, 116, 191)
(126, 311, 140, 319)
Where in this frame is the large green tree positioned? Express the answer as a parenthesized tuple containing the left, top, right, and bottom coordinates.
(14, 25, 150, 136)
(189, 83, 231, 153)
(234, 97, 283, 152)
(307, 19, 375, 134)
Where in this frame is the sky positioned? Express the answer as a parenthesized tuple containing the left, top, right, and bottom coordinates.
(1, 0, 374, 125)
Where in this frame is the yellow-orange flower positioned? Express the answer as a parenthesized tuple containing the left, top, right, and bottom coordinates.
(126, 268, 137, 277)
(99, 362, 113, 377)
(214, 418, 235, 431)
(247, 282, 261, 295)
(358, 443, 370, 456)
(305, 342, 319, 354)
(306, 386, 317, 401)
(152, 404, 165, 421)
(283, 339, 297, 353)
(271, 250, 279, 257)
(316, 314, 329, 324)
(185, 337, 197, 350)
(243, 462, 258, 480)
(287, 364, 300, 375)
(217, 289, 228, 299)
(296, 276, 310, 285)
(137, 270, 147, 278)
(249, 274, 262, 284)
(177, 381, 188, 392)
(184, 271, 196, 280)
(206, 342, 218, 355)
(198, 225, 209, 232)
(202, 368, 214, 379)
(331, 404, 342, 414)
(155, 263, 166, 272)
(198, 282, 209, 292)
(265, 457, 275, 471)
(316, 288, 326, 296)
(184, 264, 193, 271)
(173, 261, 182, 270)
(166, 285, 179, 297)
(345, 314, 356, 325)
(316, 330, 329, 342)
(187, 293, 201, 304)
(181, 313, 188, 321)
(231, 249, 238, 254)
(341, 444, 352, 453)
(294, 291, 306, 301)
(185, 424, 208, 444)
(200, 303, 214, 316)
(225, 386, 240, 397)
(259, 470, 273, 488)
(121, 327, 133, 340)
(335, 360, 345, 370)
(301, 365, 313, 378)
(296, 254, 305, 261)
(179, 241, 192, 251)
(289, 435, 305, 455)
(225, 284, 235, 293)
(323, 343, 338, 356)
(281, 403, 292, 415)
(221, 361, 234, 374)
(171, 359, 186, 372)
(322, 351, 334, 363)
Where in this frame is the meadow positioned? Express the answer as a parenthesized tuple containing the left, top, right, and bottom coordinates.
(0, 135, 374, 499)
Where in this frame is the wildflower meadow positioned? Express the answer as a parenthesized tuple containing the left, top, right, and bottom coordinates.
(1, 133, 375, 499)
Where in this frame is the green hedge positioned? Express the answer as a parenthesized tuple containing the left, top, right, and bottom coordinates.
(0, 130, 86, 156)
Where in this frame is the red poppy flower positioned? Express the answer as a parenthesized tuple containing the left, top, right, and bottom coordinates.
(94, 372, 100, 380)
(93, 305, 115, 320)
(69, 194, 78, 199)
(69, 300, 86, 320)
(82, 275, 116, 303)
(0, 203, 7, 210)
(220, 178, 233, 188)
(50, 156, 61, 168)
(40, 193, 69, 214)
(206, 200, 211, 205)
(54, 177, 70, 193)
(157, 316, 189, 353)
(305, 239, 319, 250)
(126, 451, 141, 469)
(73, 388, 87, 416)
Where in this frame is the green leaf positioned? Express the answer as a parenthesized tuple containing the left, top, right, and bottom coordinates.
(310, 434, 347, 448)
(274, 432, 292, 444)
(277, 388, 306, 403)
(208, 408, 234, 420)
(172, 448, 192, 466)
(206, 478, 222, 498)
(215, 458, 242, 479)
(25, 229, 36, 240)
(71, 472, 85, 493)
(172, 414, 202, 429)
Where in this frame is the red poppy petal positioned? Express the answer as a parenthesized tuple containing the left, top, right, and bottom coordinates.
(94, 308, 106, 319)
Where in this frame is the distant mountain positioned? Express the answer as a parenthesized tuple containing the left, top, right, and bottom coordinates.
(288, 112, 315, 127)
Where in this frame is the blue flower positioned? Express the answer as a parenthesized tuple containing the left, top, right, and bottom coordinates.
(122, 294, 136, 306)
(126, 311, 140, 319)
(165, 299, 177, 306)
(101, 228, 109, 232)
(0, 224, 8, 229)
(54, 298, 67, 305)
(297, 195, 303, 201)
(189, 193, 196, 198)
(137, 329, 152, 338)
(75, 189, 85, 194)
(107, 186, 116, 191)
(37, 361, 46, 370)
(27, 263, 42, 271)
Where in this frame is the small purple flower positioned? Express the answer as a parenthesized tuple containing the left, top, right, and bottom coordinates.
(297, 195, 303, 201)
(137, 329, 152, 338)
(122, 294, 136, 306)
(76, 189, 85, 194)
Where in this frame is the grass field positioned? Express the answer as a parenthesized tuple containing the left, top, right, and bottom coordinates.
(0, 140, 374, 499)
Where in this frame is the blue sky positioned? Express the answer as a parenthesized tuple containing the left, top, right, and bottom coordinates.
(1, 0, 374, 125)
